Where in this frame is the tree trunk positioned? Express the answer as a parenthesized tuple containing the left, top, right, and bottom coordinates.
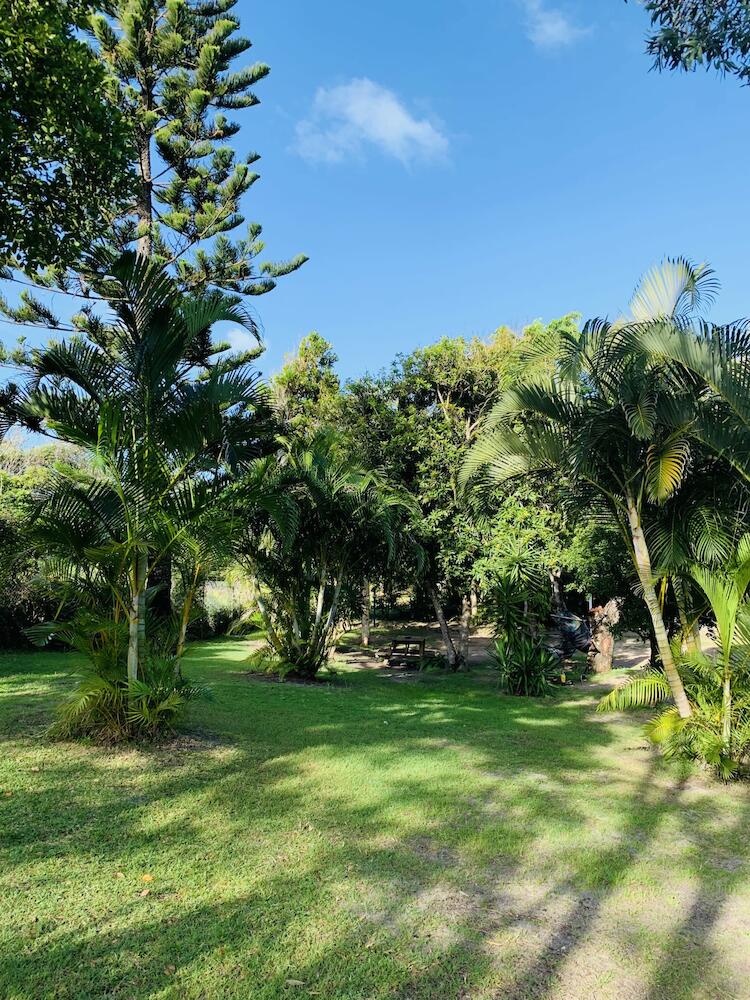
(549, 567, 565, 613)
(176, 563, 200, 661)
(672, 575, 701, 652)
(470, 582, 478, 619)
(627, 501, 692, 718)
(723, 669, 732, 746)
(459, 593, 471, 667)
(127, 551, 148, 683)
(136, 121, 153, 256)
(137, 551, 148, 670)
(588, 599, 620, 673)
(361, 578, 371, 647)
(428, 585, 458, 669)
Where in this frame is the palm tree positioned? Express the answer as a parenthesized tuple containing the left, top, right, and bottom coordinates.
(461, 260, 722, 719)
(233, 431, 416, 678)
(629, 285, 750, 493)
(7, 251, 267, 679)
(599, 543, 750, 779)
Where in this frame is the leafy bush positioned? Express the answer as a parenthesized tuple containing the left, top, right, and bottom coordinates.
(599, 657, 750, 780)
(244, 645, 338, 682)
(28, 612, 205, 742)
(419, 651, 451, 671)
(51, 656, 206, 743)
(245, 646, 293, 677)
(491, 635, 561, 697)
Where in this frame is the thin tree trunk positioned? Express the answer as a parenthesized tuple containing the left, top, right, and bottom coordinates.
(137, 551, 147, 670)
(549, 568, 565, 613)
(627, 501, 692, 718)
(672, 576, 702, 652)
(176, 563, 201, 661)
(470, 582, 478, 619)
(459, 593, 471, 667)
(325, 578, 343, 632)
(136, 119, 153, 256)
(723, 670, 732, 746)
(250, 577, 283, 652)
(127, 551, 147, 683)
(428, 585, 458, 669)
(314, 566, 327, 627)
(361, 578, 371, 647)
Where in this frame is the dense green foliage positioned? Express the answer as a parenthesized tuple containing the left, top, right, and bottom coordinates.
(0, 0, 133, 270)
(232, 432, 415, 678)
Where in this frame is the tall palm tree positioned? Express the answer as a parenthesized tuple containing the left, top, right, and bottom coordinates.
(462, 260, 721, 718)
(6, 251, 267, 679)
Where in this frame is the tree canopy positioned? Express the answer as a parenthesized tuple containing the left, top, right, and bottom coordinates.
(0, 0, 133, 270)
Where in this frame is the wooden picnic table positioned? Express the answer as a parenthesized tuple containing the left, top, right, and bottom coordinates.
(388, 636, 426, 667)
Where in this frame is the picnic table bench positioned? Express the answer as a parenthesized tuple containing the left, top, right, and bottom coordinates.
(387, 636, 426, 668)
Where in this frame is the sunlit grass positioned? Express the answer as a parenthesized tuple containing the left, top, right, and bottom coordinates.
(2, 639, 750, 999)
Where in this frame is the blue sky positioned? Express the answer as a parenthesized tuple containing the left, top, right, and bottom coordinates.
(6, 0, 750, 384)
(231, 0, 750, 379)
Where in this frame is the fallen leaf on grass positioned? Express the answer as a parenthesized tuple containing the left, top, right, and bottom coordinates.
(114, 871, 125, 879)
(140, 889, 151, 898)
(30, 767, 40, 773)
(285, 980, 305, 987)
(141, 874, 154, 883)
(165, 964, 176, 975)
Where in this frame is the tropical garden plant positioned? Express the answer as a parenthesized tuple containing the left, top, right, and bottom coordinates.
(599, 542, 750, 779)
(3, 251, 268, 736)
(232, 431, 416, 679)
(462, 259, 726, 720)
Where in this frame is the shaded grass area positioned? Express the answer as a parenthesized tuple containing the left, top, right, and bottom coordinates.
(2, 640, 750, 999)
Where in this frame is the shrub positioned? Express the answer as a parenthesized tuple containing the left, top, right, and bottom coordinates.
(419, 651, 451, 671)
(51, 655, 206, 743)
(491, 635, 561, 697)
(598, 658, 750, 780)
(28, 612, 206, 742)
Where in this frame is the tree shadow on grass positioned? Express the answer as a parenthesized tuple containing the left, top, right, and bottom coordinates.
(2, 649, 750, 998)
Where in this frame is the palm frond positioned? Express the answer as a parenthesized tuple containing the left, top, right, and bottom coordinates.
(597, 670, 672, 712)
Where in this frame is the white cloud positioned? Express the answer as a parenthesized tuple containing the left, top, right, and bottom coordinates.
(224, 327, 257, 353)
(294, 78, 448, 166)
(521, 0, 591, 50)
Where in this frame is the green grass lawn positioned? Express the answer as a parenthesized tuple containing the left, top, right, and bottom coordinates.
(2, 640, 750, 1000)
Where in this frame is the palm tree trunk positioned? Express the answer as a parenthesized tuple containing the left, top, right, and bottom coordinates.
(127, 551, 147, 683)
(723, 670, 732, 746)
(176, 562, 201, 661)
(253, 584, 283, 653)
(314, 565, 327, 627)
(672, 576, 700, 652)
(626, 501, 692, 718)
(429, 585, 458, 669)
(361, 578, 371, 647)
(135, 104, 153, 256)
(470, 582, 478, 619)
